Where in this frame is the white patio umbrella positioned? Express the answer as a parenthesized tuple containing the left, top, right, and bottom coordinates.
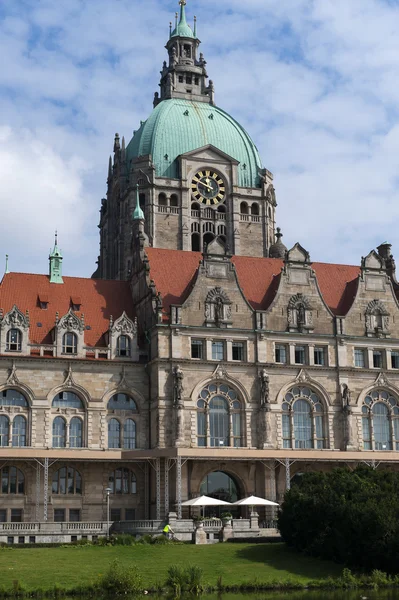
(181, 495, 232, 507)
(233, 495, 279, 509)
(181, 495, 232, 517)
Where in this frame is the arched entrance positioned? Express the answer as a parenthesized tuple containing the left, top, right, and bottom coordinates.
(199, 471, 240, 517)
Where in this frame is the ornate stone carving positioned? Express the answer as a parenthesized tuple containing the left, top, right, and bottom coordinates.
(63, 364, 76, 388)
(287, 293, 313, 332)
(373, 372, 390, 388)
(2, 305, 29, 330)
(213, 364, 229, 380)
(57, 308, 84, 333)
(111, 311, 137, 336)
(295, 369, 310, 383)
(365, 299, 390, 337)
(204, 287, 232, 327)
(6, 361, 20, 386)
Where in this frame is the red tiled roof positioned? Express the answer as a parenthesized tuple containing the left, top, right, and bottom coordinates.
(145, 249, 361, 317)
(0, 273, 134, 347)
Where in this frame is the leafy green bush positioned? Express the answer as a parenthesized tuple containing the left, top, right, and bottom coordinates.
(112, 533, 135, 546)
(278, 466, 399, 572)
(165, 564, 204, 596)
(100, 559, 143, 595)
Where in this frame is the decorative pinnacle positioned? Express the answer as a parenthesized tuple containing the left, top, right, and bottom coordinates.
(178, 0, 187, 25)
(276, 227, 283, 240)
(5, 255, 9, 275)
(194, 15, 197, 36)
(55, 230, 58, 246)
(133, 184, 145, 221)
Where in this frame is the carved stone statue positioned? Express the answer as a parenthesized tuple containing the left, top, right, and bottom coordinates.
(173, 365, 184, 407)
(341, 384, 351, 408)
(259, 369, 269, 406)
(214, 296, 224, 325)
(297, 304, 306, 326)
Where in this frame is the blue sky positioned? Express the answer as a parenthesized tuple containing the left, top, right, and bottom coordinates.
(1, 0, 399, 276)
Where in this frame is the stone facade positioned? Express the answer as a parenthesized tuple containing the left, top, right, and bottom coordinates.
(2, 1, 399, 529)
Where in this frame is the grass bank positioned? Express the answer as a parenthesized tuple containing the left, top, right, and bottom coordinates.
(0, 542, 342, 592)
(0, 542, 398, 598)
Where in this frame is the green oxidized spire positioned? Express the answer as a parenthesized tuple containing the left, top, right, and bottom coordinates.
(133, 185, 145, 221)
(171, 0, 195, 38)
(49, 231, 64, 284)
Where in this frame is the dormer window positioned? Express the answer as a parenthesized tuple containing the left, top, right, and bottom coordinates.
(117, 335, 131, 358)
(71, 296, 81, 311)
(6, 329, 22, 352)
(38, 294, 49, 310)
(62, 332, 77, 355)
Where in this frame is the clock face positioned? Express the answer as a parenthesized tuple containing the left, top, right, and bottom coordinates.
(191, 170, 226, 205)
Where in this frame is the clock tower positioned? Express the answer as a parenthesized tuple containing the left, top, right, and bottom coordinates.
(95, 0, 277, 281)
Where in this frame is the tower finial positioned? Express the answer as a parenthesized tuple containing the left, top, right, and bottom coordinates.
(49, 233, 63, 284)
(194, 15, 197, 37)
(5, 255, 9, 275)
(55, 230, 58, 246)
(169, 21, 172, 38)
(178, 0, 187, 26)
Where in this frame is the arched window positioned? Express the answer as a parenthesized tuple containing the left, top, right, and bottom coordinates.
(191, 222, 200, 233)
(0, 415, 9, 447)
(217, 204, 226, 213)
(240, 202, 249, 215)
(191, 233, 200, 252)
(268, 206, 272, 218)
(108, 418, 121, 448)
(0, 389, 28, 407)
(52, 391, 84, 409)
(6, 329, 22, 352)
(108, 468, 137, 494)
(251, 203, 259, 216)
(117, 335, 131, 357)
(362, 390, 399, 450)
(123, 419, 136, 449)
(12, 416, 26, 447)
(282, 387, 325, 449)
(197, 383, 242, 448)
(200, 471, 239, 504)
(191, 202, 200, 212)
(108, 394, 137, 411)
(139, 193, 145, 211)
(53, 417, 66, 448)
(69, 418, 83, 448)
(203, 232, 215, 249)
(158, 193, 167, 207)
(217, 224, 226, 236)
(170, 194, 179, 208)
(1, 466, 24, 494)
(62, 332, 77, 355)
(203, 222, 215, 233)
(52, 467, 82, 494)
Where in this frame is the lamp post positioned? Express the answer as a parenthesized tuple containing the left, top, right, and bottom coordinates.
(105, 487, 112, 538)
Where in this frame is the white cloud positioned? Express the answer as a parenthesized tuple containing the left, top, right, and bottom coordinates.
(1, 0, 399, 275)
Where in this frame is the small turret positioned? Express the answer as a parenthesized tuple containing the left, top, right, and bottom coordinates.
(49, 232, 64, 284)
(269, 228, 288, 259)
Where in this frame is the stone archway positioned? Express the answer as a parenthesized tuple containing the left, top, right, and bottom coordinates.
(199, 470, 241, 517)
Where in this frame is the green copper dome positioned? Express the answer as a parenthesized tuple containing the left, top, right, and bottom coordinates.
(126, 99, 263, 187)
(171, 0, 195, 38)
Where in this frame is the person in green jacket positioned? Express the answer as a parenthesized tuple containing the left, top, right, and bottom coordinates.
(163, 522, 175, 540)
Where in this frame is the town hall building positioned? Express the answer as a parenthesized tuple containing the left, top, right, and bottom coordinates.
(1, 0, 399, 530)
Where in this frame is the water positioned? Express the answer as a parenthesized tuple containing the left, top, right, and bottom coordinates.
(61, 591, 399, 600)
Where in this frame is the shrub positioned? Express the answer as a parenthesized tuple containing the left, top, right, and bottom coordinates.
(165, 564, 204, 596)
(100, 559, 143, 595)
(112, 533, 135, 546)
(278, 466, 399, 573)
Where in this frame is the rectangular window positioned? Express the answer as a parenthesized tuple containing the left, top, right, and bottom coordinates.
(362, 417, 371, 450)
(7, 537, 14, 545)
(314, 347, 325, 366)
(178, 75, 184, 83)
(69, 509, 80, 523)
(355, 348, 365, 368)
(186, 74, 192, 84)
(282, 414, 291, 448)
(125, 509, 136, 521)
(18, 536, 25, 544)
(54, 509, 66, 522)
(373, 351, 382, 369)
(197, 412, 206, 447)
(232, 342, 244, 361)
(392, 352, 399, 369)
(211, 341, 224, 361)
(10, 509, 22, 523)
(29, 536, 36, 544)
(232, 412, 241, 447)
(0, 509, 6, 522)
(275, 344, 287, 364)
(191, 339, 204, 359)
(195, 77, 199, 85)
(111, 509, 121, 522)
(294, 346, 306, 364)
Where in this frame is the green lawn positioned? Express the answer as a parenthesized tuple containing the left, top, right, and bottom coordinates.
(0, 543, 343, 591)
